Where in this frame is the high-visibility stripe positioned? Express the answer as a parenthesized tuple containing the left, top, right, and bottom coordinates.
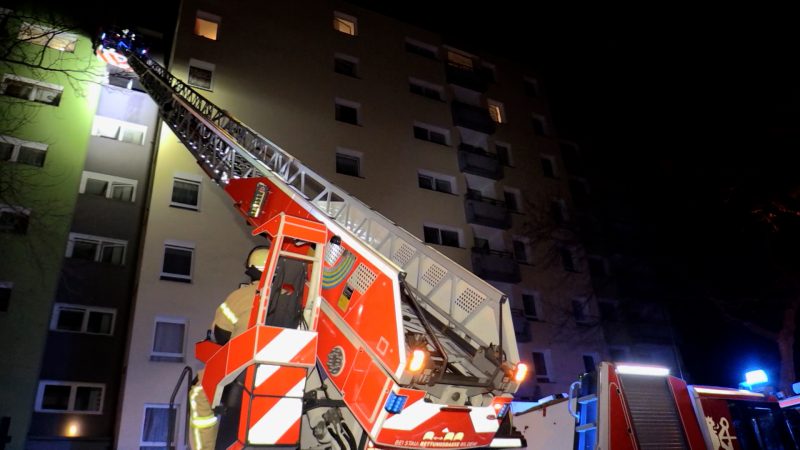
(191, 415, 218, 428)
(219, 302, 238, 324)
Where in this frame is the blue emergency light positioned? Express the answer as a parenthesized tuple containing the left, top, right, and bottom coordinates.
(384, 392, 408, 414)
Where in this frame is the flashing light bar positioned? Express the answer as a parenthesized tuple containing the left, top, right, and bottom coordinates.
(384, 392, 408, 414)
(693, 387, 764, 398)
(616, 364, 670, 377)
(489, 438, 523, 448)
(745, 369, 768, 385)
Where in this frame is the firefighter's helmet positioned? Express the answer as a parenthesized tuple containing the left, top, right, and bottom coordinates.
(246, 246, 269, 271)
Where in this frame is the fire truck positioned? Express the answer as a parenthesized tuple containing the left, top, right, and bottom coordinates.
(515, 362, 798, 449)
(97, 30, 526, 450)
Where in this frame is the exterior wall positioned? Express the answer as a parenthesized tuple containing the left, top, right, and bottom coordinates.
(117, 0, 608, 444)
(0, 10, 104, 449)
(27, 86, 158, 448)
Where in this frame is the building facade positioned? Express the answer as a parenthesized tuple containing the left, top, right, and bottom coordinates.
(116, 0, 607, 446)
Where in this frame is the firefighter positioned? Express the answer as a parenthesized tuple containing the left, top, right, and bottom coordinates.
(189, 246, 269, 450)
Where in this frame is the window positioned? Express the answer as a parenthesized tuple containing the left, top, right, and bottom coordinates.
(481, 62, 496, 83)
(504, 188, 522, 212)
(141, 404, 178, 449)
(161, 241, 194, 282)
(488, 99, 505, 124)
(18, 22, 78, 52)
(194, 11, 220, 40)
(532, 114, 548, 136)
(417, 170, 454, 194)
(50, 303, 115, 335)
(333, 11, 357, 36)
(335, 148, 362, 177)
(524, 77, 540, 97)
(573, 298, 590, 324)
(405, 38, 438, 60)
(334, 53, 358, 77)
(521, 293, 539, 320)
(531, 351, 552, 383)
(551, 199, 568, 225)
(560, 245, 577, 272)
(0, 74, 62, 105)
(446, 50, 473, 69)
(334, 98, 360, 125)
(0, 205, 30, 234)
(35, 381, 104, 414)
(66, 233, 127, 265)
(423, 224, 461, 248)
(79, 171, 137, 202)
(0, 281, 11, 312)
(513, 239, 530, 264)
(92, 115, 148, 145)
(170, 174, 201, 210)
(187, 58, 214, 90)
(495, 142, 512, 166)
(0, 135, 48, 167)
(409, 78, 444, 101)
(413, 122, 450, 146)
(540, 155, 557, 178)
(151, 317, 186, 362)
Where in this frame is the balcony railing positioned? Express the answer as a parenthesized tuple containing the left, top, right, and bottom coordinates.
(445, 64, 488, 93)
(471, 246, 521, 283)
(457, 144, 503, 180)
(451, 101, 496, 135)
(465, 193, 511, 229)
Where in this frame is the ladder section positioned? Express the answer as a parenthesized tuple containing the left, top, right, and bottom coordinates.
(572, 373, 597, 450)
(618, 374, 688, 450)
(127, 54, 519, 368)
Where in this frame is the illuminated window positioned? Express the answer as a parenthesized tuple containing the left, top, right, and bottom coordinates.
(334, 98, 360, 125)
(334, 53, 358, 77)
(79, 171, 137, 202)
(0, 204, 30, 234)
(447, 50, 473, 69)
(161, 240, 194, 282)
(92, 116, 147, 145)
(187, 58, 214, 90)
(0, 74, 62, 105)
(66, 233, 127, 265)
(35, 381, 105, 414)
(335, 148, 362, 177)
(488, 99, 505, 123)
(413, 122, 450, 146)
(50, 303, 116, 335)
(333, 11, 357, 36)
(170, 174, 201, 210)
(18, 22, 77, 52)
(423, 224, 462, 248)
(194, 11, 220, 40)
(151, 317, 186, 362)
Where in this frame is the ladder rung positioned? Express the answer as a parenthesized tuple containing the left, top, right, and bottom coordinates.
(576, 423, 597, 432)
(578, 394, 597, 404)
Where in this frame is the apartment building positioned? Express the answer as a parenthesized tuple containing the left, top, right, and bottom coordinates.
(116, 1, 606, 446)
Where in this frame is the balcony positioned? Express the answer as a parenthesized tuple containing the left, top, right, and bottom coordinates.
(465, 192, 511, 229)
(446, 63, 488, 93)
(451, 101, 496, 135)
(471, 247, 521, 283)
(458, 144, 503, 180)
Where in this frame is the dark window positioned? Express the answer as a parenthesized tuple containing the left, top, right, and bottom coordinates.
(70, 240, 98, 261)
(504, 191, 519, 212)
(142, 405, 177, 446)
(0, 76, 62, 105)
(440, 230, 459, 247)
(335, 103, 359, 125)
(409, 82, 442, 101)
(41, 385, 71, 410)
(413, 125, 448, 145)
(171, 178, 200, 209)
(532, 352, 550, 382)
(405, 41, 437, 59)
(551, 200, 566, 225)
(0, 209, 29, 234)
(56, 307, 85, 331)
(87, 311, 114, 334)
(161, 246, 193, 282)
(423, 226, 459, 248)
(84, 178, 109, 196)
(188, 65, 212, 90)
(0, 142, 13, 160)
(573, 299, 588, 323)
(522, 294, 538, 319)
(513, 240, 528, 263)
(423, 226, 439, 245)
(74, 386, 102, 412)
(532, 116, 546, 136)
(560, 247, 576, 272)
(480, 65, 496, 83)
(496, 144, 510, 166)
(541, 157, 555, 178)
(334, 57, 358, 77)
(0, 283, 10, 312)
(336, 153, 360, 177)
(418, 173, 452, 194)
(17, 146, 46, 166)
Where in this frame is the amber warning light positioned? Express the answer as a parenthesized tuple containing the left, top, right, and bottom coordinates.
(408, 349, 427, 372)
(514, 363, 528, 382)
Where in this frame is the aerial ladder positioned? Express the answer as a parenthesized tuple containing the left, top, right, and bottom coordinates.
(97, 31, 526, 450)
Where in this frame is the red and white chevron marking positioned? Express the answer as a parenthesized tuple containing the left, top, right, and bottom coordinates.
(95, 46, 131, 71)
(243, 364, 307, 445)
(252, 364, 306, 397)
(254, 326, 316, 365)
